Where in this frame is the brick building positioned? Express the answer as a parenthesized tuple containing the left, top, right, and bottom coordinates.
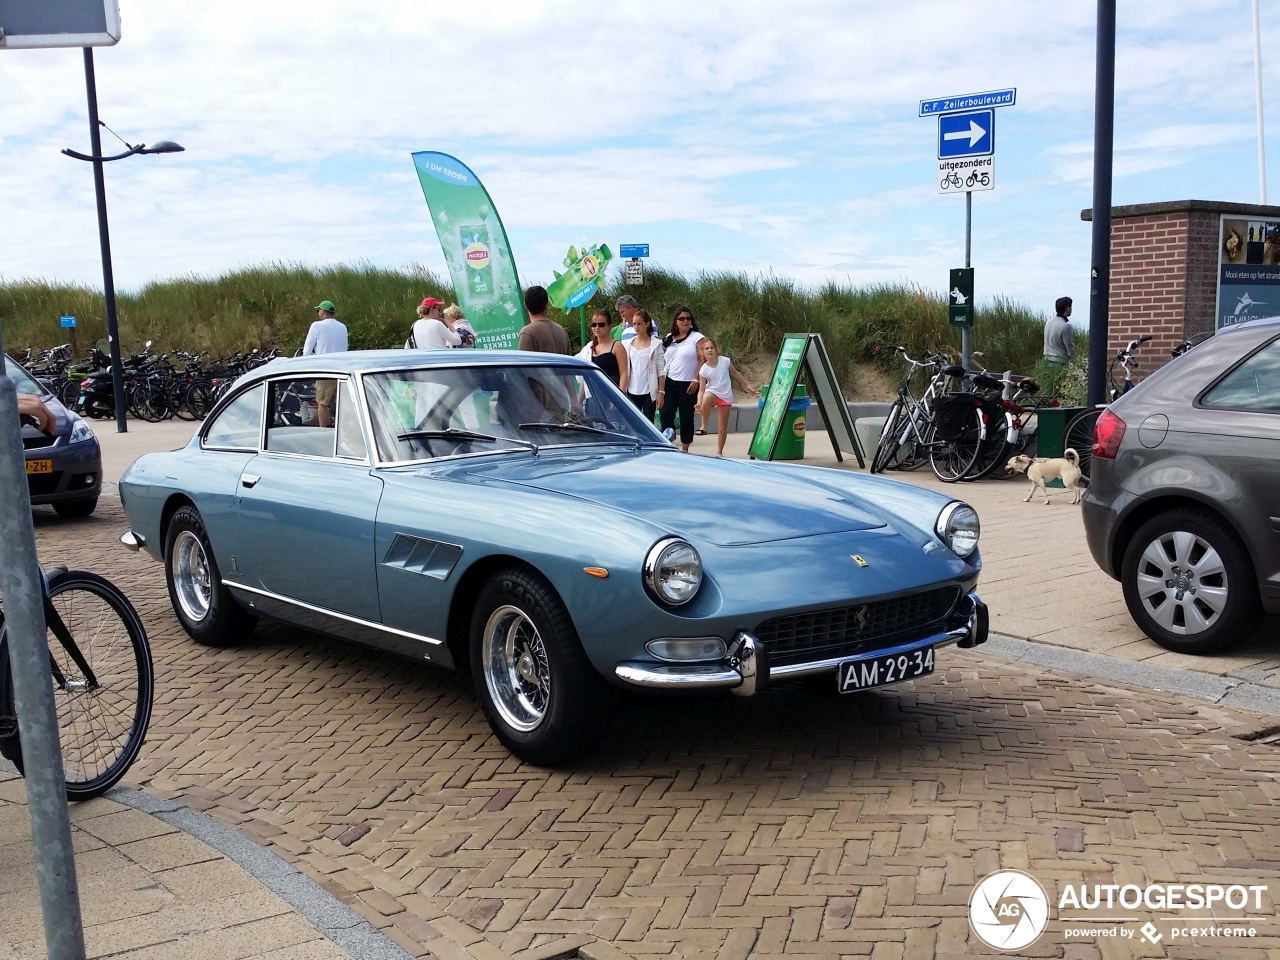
(1081, 199, 1280, 380)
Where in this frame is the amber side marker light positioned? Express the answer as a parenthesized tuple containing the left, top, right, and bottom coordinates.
(584, 567, 609, 578)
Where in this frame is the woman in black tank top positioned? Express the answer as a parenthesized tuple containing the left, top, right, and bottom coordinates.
(587, 309, 629, 392)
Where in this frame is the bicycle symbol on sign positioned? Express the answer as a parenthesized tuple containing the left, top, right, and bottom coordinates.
(939, 171, 963, 190)
(965, 171, 991, 188)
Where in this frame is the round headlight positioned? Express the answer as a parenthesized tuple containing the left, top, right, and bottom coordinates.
(644, 537, 703, 605)
(936, 502, 980, 558)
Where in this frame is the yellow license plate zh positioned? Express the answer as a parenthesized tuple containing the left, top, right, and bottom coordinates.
(26, 459, 54, 475)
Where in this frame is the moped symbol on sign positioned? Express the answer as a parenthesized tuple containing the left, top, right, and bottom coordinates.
(938, 109, 993, 158)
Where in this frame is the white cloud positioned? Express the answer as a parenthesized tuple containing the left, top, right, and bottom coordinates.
(0, 0, 1275, 326)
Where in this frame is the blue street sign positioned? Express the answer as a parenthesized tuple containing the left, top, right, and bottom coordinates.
(919, 88, 1015, 116)
(938, 110, 994, 159)
(59, 315, 76, 328)
(619, 244, 649, 258)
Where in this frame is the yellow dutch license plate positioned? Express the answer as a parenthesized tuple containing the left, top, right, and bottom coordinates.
(26, 459, 53, 475)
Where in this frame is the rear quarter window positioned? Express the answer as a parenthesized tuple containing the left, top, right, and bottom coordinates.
(1201, 338, 1280, 413)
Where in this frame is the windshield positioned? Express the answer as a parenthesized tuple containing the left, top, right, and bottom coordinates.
(363, 364, 664, 463)
(4, 356, 45, 396)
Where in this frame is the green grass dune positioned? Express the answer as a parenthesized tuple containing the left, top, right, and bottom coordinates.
(0, 263, 1085, 400)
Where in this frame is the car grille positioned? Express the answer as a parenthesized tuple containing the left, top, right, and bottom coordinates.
(23, 435, 55, 449)
(755, 586, 962, 667)
(27, 472, 63, 497)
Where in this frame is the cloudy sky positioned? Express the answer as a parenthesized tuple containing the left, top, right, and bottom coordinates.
(0, 0, 1274, 316)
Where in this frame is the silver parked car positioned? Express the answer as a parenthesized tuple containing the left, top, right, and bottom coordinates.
(1082, 318, 1280, 654)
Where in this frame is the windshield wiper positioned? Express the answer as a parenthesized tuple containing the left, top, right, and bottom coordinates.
(397, 429, 537, 453)
(518, 421, 642, 449)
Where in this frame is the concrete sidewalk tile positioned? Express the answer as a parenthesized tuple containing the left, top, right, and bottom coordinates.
(77, 807, 178, 846)
(119, 829, 225, 871)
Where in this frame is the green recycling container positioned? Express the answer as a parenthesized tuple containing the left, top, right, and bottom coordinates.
(758, 384, 812, 460)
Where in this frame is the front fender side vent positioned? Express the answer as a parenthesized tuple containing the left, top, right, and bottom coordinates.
(382, 533, 463, 581)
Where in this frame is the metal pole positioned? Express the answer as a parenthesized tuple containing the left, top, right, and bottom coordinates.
(0, 321, 87, 960)
(1254, 0, 1268, 205)
(1088, 0, 1116, 408)
(962, 190, 973, 370)
(83, 48, 128, 433)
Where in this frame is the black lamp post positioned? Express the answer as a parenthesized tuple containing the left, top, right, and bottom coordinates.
(61, 48, 184, 433)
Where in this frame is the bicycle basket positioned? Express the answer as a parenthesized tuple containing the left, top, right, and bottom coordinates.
(932, 394, 981, 442)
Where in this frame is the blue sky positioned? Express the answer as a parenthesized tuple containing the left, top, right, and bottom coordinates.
(0, 0, 1275, 322)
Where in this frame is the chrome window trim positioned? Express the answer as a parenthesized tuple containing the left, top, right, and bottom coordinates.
(334, 378, 373, 465)
(222, 580, 443, 646)
(200, 381, 268, 453)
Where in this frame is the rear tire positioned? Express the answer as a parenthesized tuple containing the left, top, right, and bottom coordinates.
(1063, 409, 1102, 482)
(470, 567, 614, 765)
(164, 505, 257, 646)
(1121, 509, 1261, 655)
(930, 408, 983, 482)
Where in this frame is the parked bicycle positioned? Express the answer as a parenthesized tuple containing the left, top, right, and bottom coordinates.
(870, 346, 948, 473)
(0, 565, 153, 800)
(1061, 335, 1151, 483)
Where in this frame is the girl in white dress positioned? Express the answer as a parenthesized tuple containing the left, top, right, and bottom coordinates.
(696, 338, 758, 456)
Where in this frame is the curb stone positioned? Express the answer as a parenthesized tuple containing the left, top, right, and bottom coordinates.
(103, 783, 416, 960)
(983, 633, 1280, 719)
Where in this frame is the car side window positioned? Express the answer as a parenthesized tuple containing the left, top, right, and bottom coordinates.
(335, 380, 368, 461)
(266, 378, 338, 458)
(203, 384, 265, 450)
(1202, 339, 1280, 413)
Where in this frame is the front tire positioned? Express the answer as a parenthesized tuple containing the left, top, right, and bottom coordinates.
(164, 505, 257, 646)
(53, 497, 98, 519)
(1121, 509, 1261, 655)
(470, 568, 613, 765)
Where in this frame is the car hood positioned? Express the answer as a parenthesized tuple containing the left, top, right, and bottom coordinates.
(465, 449, 888, 546)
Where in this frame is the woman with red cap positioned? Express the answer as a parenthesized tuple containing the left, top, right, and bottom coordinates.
(407, 297, 461, 349)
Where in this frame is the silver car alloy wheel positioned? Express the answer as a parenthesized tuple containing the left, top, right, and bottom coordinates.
(482, 604, 551, 733)
(172, 530, 212, 623)
(1133, 529, 1228, 635)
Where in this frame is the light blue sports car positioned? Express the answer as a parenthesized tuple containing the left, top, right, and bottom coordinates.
(118, 351, 987, 763)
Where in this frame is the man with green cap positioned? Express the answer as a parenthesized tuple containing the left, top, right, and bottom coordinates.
(304, 300, 347, 428)
(304, 301, 348, 355)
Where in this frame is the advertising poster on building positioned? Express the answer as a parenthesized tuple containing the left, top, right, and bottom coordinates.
(1217, 215, 1280, 329)
(412, 151, 527, 349)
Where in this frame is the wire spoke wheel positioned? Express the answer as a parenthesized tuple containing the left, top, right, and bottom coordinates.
(1063, 408, 1102, 481)
(482, 605, 551, 733)
(930, 408, 983, 482)
(3, 571, 153, 800)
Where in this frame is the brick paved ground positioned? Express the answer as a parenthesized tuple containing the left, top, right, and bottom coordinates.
(0, 772, 347, 960)
(15, 497, 1280, 959)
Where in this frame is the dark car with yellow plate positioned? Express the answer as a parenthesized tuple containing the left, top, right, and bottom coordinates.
(6, 353, 103, 517)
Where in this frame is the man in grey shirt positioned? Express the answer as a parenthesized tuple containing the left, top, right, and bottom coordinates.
(1044, 297, 1076, 362)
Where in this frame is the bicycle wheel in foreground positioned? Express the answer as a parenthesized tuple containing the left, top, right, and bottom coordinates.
(929, 405, 984, 482)
(2, 570, 153, 800)
(1063, 408, 1102, 482)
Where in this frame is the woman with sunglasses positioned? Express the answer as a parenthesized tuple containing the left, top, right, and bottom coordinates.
(577, 308, 630, 393)
(659, 306, 704, 450)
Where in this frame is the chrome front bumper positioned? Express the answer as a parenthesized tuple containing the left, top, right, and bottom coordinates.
(614, 592, 988, 697)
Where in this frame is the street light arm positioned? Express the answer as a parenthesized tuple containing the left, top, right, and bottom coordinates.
(60, 144, 145, 163)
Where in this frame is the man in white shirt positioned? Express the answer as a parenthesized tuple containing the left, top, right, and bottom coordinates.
(303, 300, 348, 427)
(304, 301, 348, 355)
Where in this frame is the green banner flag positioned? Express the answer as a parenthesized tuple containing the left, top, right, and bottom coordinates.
(412, 151, 527, 349)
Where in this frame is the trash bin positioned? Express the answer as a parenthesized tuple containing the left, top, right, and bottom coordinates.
(758, 384, 812, 460)
(1035, 404, 1087, 487)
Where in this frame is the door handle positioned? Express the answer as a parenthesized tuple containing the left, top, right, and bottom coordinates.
(241, 474, 261, 488)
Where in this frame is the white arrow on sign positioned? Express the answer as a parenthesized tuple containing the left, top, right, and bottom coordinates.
(943, 120, 986, 148)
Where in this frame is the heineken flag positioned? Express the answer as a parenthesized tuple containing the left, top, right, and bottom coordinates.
(412, 151, 527, 349)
